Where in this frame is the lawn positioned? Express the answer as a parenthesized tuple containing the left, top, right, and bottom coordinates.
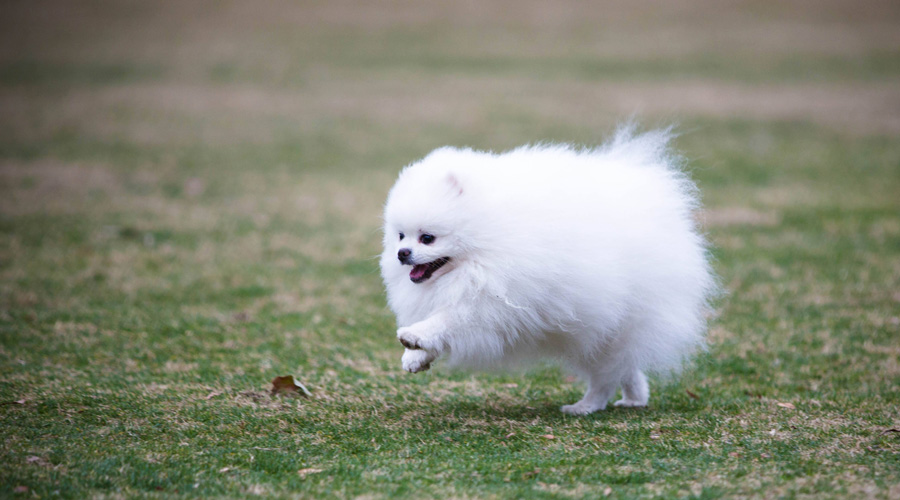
(1, 0, 898, 498)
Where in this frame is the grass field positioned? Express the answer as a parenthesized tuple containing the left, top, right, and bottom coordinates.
(1, 0, 899, 498)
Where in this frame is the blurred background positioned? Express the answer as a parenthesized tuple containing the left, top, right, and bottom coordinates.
(3, 0, 899, 164)
(2, 0, 899, 202)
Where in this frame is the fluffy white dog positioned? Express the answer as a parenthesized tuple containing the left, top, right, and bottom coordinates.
(380, 128, 716, 414)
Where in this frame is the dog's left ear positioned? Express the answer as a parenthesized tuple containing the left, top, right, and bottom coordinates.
(445, 172, 464, 196)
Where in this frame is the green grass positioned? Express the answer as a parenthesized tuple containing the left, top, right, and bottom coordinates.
(1, 1, 899, 498)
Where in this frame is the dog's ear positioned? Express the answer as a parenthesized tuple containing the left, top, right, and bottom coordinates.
(445, 172, 464, 196)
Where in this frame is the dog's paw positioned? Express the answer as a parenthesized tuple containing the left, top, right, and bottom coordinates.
(613, 398, 648, 408)
(561, 400, 605, 415)
(401, 348, 435, 373)
(397, 327, 428, 350)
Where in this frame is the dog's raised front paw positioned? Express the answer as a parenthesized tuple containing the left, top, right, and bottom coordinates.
(397, 327, 426, 350)
(401, 348, 435, 373)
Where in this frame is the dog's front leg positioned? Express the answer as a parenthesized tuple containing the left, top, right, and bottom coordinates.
(397, 311, 450, 373)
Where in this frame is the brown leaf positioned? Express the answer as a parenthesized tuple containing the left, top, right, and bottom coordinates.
(776, 402, 796, 409)
(522, 469, 540, 479)
(686, 389, 700, 400)
(298, 468, 324, 477)
(271, 375, 311, 397)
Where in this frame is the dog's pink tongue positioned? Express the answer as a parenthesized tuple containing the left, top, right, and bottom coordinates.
(410, 264, 428, 281)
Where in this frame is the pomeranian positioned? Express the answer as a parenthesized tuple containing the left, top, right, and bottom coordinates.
(380, 128, 716, 414)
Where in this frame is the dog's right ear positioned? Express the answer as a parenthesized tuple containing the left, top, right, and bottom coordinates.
(445, 172, 464, 197)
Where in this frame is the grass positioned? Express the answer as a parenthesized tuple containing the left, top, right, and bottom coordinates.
(1, 0, 899, 498)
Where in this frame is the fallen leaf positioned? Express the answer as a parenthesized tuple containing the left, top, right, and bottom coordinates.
(541, 434, 555, 440)
(603, 486, 612, 496)
(1, 399, 26, 406)
(298, 468, 324, 477)
(205, 391, 223, 400)
(522, 469, 540, 479)
(686, 389, 700, 400)
(271, 375, 311, 398)
(14, 486, 28, 493)
(25, 456, 41, 463)
(649, 433, 661, 440)
(504, 432, 515, 439)
(776, 402, 796, 409)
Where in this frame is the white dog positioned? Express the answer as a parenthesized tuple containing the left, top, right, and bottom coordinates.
(380, 128, 716, 414)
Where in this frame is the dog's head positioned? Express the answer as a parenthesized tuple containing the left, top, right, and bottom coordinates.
(382, 148, 477, 285)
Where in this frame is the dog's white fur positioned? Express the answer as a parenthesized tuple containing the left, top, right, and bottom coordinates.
(380, 128, 716, 414)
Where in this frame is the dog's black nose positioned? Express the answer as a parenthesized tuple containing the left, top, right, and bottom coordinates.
(398, 248, 412, 263)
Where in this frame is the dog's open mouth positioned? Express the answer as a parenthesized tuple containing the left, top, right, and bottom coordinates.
(409, 257, 451, 283)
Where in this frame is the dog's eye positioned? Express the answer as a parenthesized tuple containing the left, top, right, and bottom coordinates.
(399, 232, 405, 241)
(419, 234, 435, 245)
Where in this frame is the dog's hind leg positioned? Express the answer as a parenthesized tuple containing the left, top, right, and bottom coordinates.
(561, 368, 618, 415)
(614, 369, 649, 407)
